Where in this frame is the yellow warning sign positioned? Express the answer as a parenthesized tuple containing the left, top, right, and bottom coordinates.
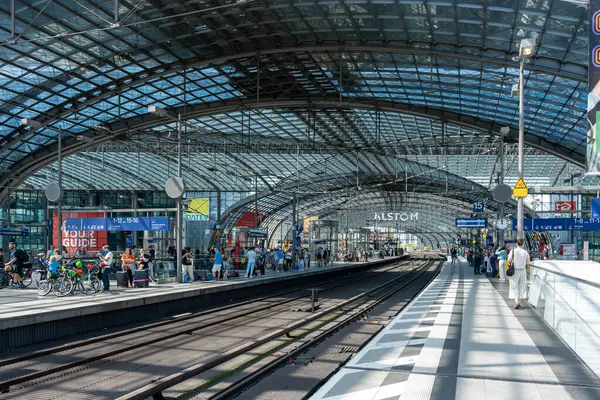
(513, 178, 528, 198)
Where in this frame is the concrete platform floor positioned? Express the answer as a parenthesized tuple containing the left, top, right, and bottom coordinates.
(310, 258, 600, 400)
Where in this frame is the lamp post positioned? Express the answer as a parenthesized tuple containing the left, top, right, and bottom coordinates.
(21, 119, 63, 248)
(148, 106, 184, 283)
(563, 172, 582, 245)
(516, 38, 535, 239)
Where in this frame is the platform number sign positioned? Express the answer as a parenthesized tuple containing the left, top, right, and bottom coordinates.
(473, 201, 484, 212)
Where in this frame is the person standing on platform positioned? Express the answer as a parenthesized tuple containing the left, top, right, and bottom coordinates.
(495, 245, 508, 281)
(275, 248, 283, 272)
(121, 248, 136, 287)
(474, 247, 483, 275)
(507, 239, 530, 309)
(212, 247, 223, 280)
(99, 244, 113, 292)
(182, 247, 194, 282)
(450, 247, 457, 266)
(245, 247, 256, 278)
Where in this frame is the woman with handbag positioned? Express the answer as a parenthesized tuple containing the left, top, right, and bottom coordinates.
(507, 239, 530, 309)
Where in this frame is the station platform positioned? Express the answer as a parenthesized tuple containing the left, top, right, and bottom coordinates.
(0, 257, 400, 350)
(310, 258, 600, 400)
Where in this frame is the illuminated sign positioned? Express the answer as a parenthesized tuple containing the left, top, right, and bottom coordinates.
(589, 6, 600, 171)
(373, 212, 419, 221)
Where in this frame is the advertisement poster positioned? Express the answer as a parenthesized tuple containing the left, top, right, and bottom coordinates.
(561, 243, 577, 260)
(589, 5, 600, 172)
(185, 198, 209, 221)
(53, 212, 107, 254)
(554, 201, 576, 218)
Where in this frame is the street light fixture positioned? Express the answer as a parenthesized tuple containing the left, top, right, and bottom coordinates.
(148, 104, 185, 284)
(21, 118, 63, 249)
(516, 38, 535, 240)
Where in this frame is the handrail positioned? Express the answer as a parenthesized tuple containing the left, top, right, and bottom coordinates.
(527, 263, 600, 290)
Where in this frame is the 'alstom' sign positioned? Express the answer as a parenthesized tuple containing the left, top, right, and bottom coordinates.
(373, 212, 419, 221)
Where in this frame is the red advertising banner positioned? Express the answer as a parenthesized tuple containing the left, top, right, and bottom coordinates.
(234, 212, 264, 228)
(52, 212, 108, 254)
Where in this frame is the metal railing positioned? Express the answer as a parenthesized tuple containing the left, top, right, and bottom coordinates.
(527, 263, 600, 379)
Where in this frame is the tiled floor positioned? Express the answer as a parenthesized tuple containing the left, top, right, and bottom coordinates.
(310, 258, 600, 400)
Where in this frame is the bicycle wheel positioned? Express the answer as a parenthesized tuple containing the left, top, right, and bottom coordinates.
(77, 279, 89, 294)
(38, 280, 52, 296)
(53, 277, 74, 297)
(89, 276, 101, 293)
(21, 271, 33, 287)
(0, 272, 8, 289)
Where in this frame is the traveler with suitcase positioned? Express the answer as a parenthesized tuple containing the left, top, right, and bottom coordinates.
(134, 249, 151, 288)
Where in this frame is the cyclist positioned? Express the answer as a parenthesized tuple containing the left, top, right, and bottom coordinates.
(4, 241, 27, 289)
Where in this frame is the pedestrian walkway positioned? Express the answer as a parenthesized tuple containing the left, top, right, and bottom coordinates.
(310, 258, 600, 400)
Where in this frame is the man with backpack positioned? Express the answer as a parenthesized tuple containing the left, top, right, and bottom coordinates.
(4, 241, 28, 289)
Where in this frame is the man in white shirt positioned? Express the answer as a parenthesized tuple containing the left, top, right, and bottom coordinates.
(99, 244, 113, 292)
(507, 238, 530, 309)
(245, 247, 257, 278)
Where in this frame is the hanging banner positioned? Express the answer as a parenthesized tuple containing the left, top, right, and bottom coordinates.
(588, 6, 600, 172)
(185, 198, 209, 221)
(592, 198, 600, 218)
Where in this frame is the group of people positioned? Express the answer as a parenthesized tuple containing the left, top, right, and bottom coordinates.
(451, 239, 530, 309)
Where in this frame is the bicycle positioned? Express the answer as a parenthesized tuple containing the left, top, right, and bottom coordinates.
(37, 262, 73, 297)
(86, 263, 102, 293)
(37, 272, 73, 297)
(0, 268, 9, 289)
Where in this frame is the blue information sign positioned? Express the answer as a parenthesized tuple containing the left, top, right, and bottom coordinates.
(592, 198, 600, 218)
(515, 218, 600, 231)
(473, 201, 484, 212)
(65, 217, 169, 231)
(0, 227, 29, 236)
(456, 218, 487, 228)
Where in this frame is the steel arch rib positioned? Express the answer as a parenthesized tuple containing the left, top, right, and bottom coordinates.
(0, 98, 583, 205)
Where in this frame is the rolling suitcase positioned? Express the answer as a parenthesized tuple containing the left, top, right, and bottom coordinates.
(133, 269, 149, 288)
(116, 271, 128, 288)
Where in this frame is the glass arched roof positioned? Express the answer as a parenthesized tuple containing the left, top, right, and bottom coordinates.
(0, 0, 592, 236)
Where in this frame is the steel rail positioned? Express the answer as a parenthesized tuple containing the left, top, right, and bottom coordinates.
(116, 260, 436, 400)
(0, 256, 406, 370)
(0, 258, 410, 393)
(208, 259, 443, 400)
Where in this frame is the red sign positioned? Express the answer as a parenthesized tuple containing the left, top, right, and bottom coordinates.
(235, 212, 264, 228)
(52, 212, 108, 254)
(554, 201, 576, 211)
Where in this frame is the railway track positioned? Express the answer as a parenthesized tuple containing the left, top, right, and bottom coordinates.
(0, 258, 417, 398)
(116, 258, 441, 400)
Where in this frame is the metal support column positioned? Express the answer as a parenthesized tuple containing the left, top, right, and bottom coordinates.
(114, 0, 119, 23)
(292, 191, 297, 262)
(132, 191, 138, 247)
(517, 58, 525, 239)
(10, 0, 16, 41)
(57, 130, 62, 246)
(43, 197, 49, 252)
(176, 115, 183, 283)
(499, 128, 505, 246)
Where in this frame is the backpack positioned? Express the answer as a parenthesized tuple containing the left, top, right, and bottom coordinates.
(17, 249, 30, 265)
